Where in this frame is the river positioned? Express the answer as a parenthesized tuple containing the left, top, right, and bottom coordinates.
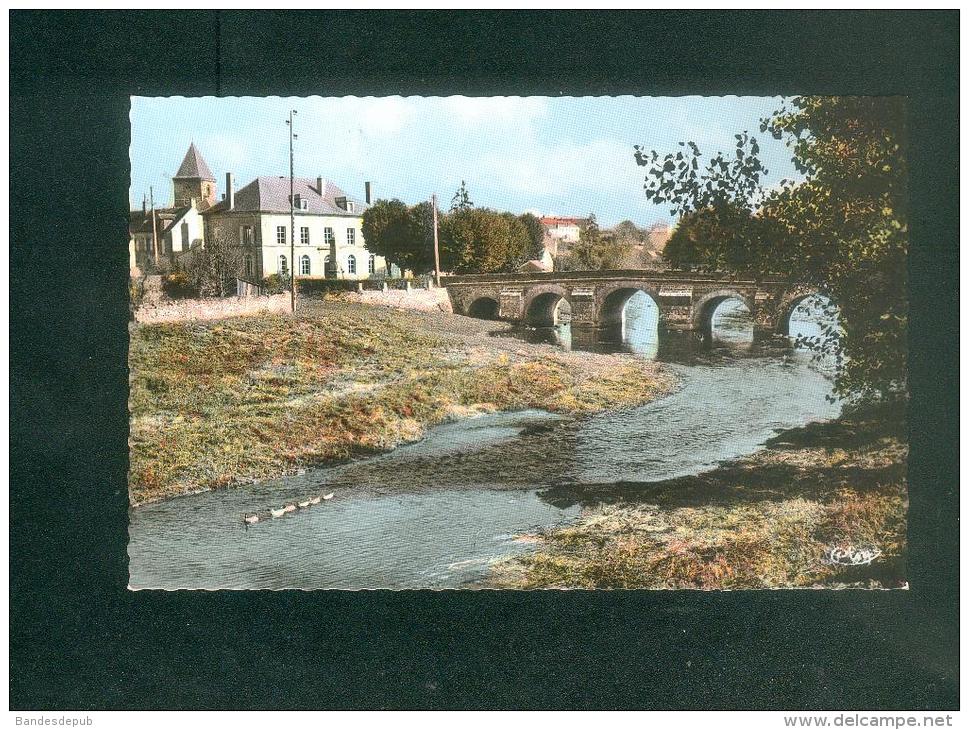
(128, 296, 841, 590)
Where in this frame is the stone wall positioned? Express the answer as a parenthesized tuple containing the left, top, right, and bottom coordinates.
(348, 286, 453, 314)
(133, 293, 291, 324)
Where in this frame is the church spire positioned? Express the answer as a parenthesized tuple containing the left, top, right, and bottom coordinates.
(172, 143, 217, 209)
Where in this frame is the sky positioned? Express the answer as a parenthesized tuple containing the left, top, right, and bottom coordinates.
(130, 96, 797, 227)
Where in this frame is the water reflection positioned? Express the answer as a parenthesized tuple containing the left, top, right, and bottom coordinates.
(710, 298, 754, 345)
(500, 290, 840, 371)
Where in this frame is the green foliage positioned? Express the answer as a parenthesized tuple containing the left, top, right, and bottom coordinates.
(260, 273, 293, 295)
(360, 198, 436, 274)
(664, 205, 772, 272)
(439, 207, 530, 274)
(363, 196, 549, 275)
(518, 212, 547, 261)
(637, 96, 908, 401)
(558, 213, 634, 271)
(161, 270, 198, 299)
(449, 180, 474, 211)
(760, 96, 908, 400)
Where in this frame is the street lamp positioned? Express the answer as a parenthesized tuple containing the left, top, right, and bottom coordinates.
(285, 109, 298, 312)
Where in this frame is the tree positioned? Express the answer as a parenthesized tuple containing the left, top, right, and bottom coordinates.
(558, 214, 634, 271)
(518, 212, 547, 261)
(439, 208, 530, 274)
(636, 96, 908, 401)
(450, 180, 474, 212)
(361, 198, 436, 274)
(662, 204, 770, 272)
(187, 226, 244, 297)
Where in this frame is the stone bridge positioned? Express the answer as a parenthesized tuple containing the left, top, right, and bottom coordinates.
(442, 270, 824, 339)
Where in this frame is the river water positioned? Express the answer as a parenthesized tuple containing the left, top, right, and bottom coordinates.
(128, 297, 841, 590)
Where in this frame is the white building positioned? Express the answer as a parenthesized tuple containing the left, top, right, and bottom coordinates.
(204, 173, 392, 281)
(129, 144, 212, 276)
(540, 216, 586, 244)
(128, 199, 205, 276)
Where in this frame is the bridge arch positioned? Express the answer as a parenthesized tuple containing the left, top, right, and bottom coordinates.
(467, 296, 500, 320)
(523, 285, 571, 327)
(692, 289, 755, 338)
(597, 285, 663, 329)
(775, 287, 835, 336)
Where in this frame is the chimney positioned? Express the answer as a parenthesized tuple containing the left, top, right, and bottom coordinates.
(365, 181, 372, 205)
(317, 176, 325, 195)
(225, 172, 234, 210)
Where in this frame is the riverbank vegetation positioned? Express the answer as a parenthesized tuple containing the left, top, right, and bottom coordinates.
(639, 96, 908, 402)
(128, 302, 674, 505)
(489, 404, 907, 590)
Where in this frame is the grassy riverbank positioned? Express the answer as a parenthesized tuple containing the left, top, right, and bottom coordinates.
(488, 404, 908, 590)
(128, 301, 675, 505)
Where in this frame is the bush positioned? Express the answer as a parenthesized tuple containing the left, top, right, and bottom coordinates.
(261, 274, 296, 295)
(162, 271, 199, 299)
(297, 278, 359, 298)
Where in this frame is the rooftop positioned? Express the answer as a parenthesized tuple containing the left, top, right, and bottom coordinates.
(206, 176, 367, 216)
(173, 143, 215, 181)
(540, 216, 588, 226)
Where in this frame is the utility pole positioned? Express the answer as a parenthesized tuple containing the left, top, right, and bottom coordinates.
(286, 109, 298, 312)
(431, 194, 441, 288)
(149, 186, 159, 267)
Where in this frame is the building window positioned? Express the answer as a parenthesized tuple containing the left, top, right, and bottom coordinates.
(277, 226, 286, 244)
(300, 226, 310, 245)
(242, 226, 254, 245)
(368, 254, 376, 274)
(300, 255, 311, 276)
(347, 254, 356, 275)
(278, 255, 288, 275)
(346, 228, 355, 246)
(244, 255, 254, 278)
(324, 227, 334, 246)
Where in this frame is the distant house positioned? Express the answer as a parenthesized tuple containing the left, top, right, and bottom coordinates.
(539, 215, 589, 258)
(646, 222, 672, 251)
(540, 216, 586, 244)
(203, 173, 392, 281)
(517, 249, 555, 273)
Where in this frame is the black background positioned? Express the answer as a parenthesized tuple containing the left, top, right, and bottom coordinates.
(10, 11, 959, 710)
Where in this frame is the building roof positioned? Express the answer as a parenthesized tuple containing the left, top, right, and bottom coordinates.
(518, 258, 553, 272)
(205, 176, 367, 216)
(129, 206, 192, 236)
(174, 143, 215, 181)
(540, 216, 587, 227)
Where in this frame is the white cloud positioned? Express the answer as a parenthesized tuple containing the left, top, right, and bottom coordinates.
(439, 96, 547, 128)
(481, 137, 641, 199)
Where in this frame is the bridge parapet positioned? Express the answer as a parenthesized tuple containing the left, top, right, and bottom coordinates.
(443, 270, 819, 337)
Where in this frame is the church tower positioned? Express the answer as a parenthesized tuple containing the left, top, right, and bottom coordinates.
(172, 143, 216, 210)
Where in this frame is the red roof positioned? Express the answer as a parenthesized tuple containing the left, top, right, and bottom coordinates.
(540, 216, 586, 226)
